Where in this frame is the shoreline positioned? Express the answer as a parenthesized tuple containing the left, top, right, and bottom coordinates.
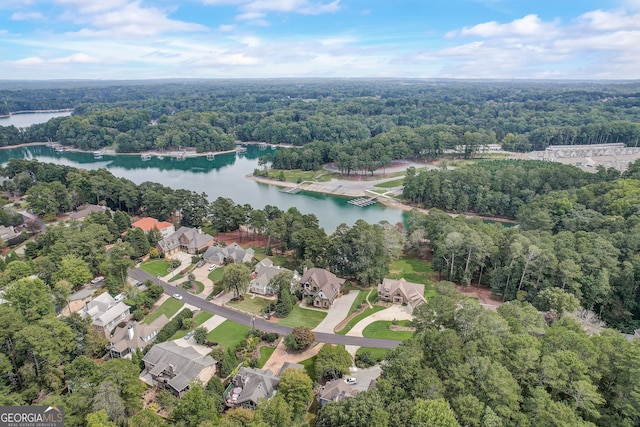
(0, 109, 74, 119)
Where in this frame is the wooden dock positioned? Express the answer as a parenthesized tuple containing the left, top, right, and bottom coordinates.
(280, 187, 303, 194)
(348, 197, 378, 207)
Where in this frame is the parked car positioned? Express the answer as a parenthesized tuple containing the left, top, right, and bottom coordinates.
(196, 260, 205, 268)
(135, 258, 143, 264)
(345, 377, 357, 385)
(184, 331, 194, 340)
(208, 264, 217, 271)
(135, 281, 144, 287)
(172, 293, 183, 300)
(90, 276, 105, 284)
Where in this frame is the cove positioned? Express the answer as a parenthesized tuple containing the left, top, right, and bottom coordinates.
(0, 144, 407, 232)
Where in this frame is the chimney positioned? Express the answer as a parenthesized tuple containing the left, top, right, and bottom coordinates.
(127, 324, 134, 341)
(169, 364, 175, 377)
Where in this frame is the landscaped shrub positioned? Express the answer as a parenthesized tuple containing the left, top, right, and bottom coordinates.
(156, 308, 193, 342)
(284, 326, 315, 351)
(355, 349, 376, 368)
(261, 333, 279, 343)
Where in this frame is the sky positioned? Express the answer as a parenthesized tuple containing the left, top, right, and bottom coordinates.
(1, 0, 639, 80)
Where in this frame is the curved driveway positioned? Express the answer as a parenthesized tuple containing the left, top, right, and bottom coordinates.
(129, 268, 401, 349)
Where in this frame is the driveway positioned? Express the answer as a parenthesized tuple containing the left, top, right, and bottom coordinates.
(347, 365, 382, 392)
(344, 304, 413, 357)
(312, 290, 359, 334)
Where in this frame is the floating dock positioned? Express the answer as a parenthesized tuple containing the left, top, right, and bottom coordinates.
(206, 152, 215, 160)
(141, 153, 152, 161)
(348, 197, 378, 207)
(280, 187, 303, 194)
(93, 150, 104, 159)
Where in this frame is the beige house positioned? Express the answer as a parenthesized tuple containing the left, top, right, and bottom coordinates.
(157, 226, 214, 256)
(108, 315, 169, 359)
(378, 278, 426, 311)
(317, 379, 358, 407)
(67, 204, 109, 221)
(249, 258, 299, 296)
(79, 292, 131, 336)
(203, 242, 254, 265)
(141, 341, 217, 397)
(299, 268, 345, 308)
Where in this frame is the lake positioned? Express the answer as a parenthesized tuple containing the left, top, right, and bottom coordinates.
(0, 111, 73, 128)
(0, 144, 407, 232)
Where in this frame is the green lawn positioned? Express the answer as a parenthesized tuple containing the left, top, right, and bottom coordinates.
(356, 347, 390, 363)
(208, 267, 225, 282)
(181, 280, 204, 294)
(265, 169, 336, 184)
(168, 273, 184, 282)
(206, 320, 250, 350)
(388, 256, 438, 298)
(143, 298, 184, 324)
(345, 290, 366, 317)
(139, 260, 170, 276)
(298, 355, 317, 381)
(251, 247, 289, 266)
(169, 312, 214, 340)
(276, 305, 327, 329)
(374, 178, 405, 189)
(227, 296, 272, 314)
(257, 346, 276, 368)
(362, 320, 414, 341)
(336, 305, 386, 335)
(368, 290, 379, 305)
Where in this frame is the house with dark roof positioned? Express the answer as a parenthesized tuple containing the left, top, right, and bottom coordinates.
(378, 278, 427, 311)
(317, 379, 358, 407)
(203, 242, 254, 265)
(225, 362, 304, 409)
(0, 225, 19, 242)
(299, 268, 346, 308)
(79, 292, 131, 336)
(108, 315, 170, 359)
(157, 226, 214, 256)
(66, 204, 109, 221)
(141, 341, 217, 397)
(249, 258, 299, 296)
(132, 217, 175, 238)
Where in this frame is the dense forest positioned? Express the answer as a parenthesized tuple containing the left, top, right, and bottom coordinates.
(2, 80, 640, 155)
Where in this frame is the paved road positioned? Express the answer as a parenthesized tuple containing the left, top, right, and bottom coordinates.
(129, 268, 401, 349)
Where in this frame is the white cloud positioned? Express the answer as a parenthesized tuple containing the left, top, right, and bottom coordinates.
(451, 14, 560, 39)
(11, 11, 44, 20)
(576, 9, 640, 31)
(202, 0, 340, 21)
(54, 0, 129, 15)
(50, 53, 101, 64)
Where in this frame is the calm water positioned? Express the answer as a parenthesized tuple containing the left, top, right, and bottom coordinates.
(0, 111, 73, 128)
(0, 145, 407, 231)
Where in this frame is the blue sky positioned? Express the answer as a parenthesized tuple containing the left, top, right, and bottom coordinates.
(1, 0, 639, 80)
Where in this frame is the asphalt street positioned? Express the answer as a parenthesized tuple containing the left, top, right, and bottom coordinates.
(129, 268, 401, 349)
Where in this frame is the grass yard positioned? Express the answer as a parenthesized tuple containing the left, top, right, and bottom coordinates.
(336, 305, 386, 335)
(208, 266, 225, 282)
(266, 169, 336, 184)
(251, 247, 289, 266)
(169, 312, 214, 340)
(356, 347, 390, 363)
(168, 273, 184, 282)
(227, 296, 272, 314)
(345, 290, 366, 317)
(388, 256, 438, 299)
(139, 260, 170, 276)
(143, 298, 184, 324)
(298, 355, 317, 381)
(206, 320, 250, 350)
(362, 320, 414, 341)
(257, 346, 276, 368)
(277, 305, 327, 329)
(374, 178, 405, 189)
(181, 280, 204, 294)
(368, 290, 378, 305)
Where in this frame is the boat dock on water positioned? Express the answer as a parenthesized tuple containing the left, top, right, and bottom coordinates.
(141, 153, 152, 161)
(348, 196, 378, 207)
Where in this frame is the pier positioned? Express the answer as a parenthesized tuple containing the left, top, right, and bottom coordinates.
(141, 153, 152, 161)
(206, 152, 215, 160)
(280, 187, 303, 194)
(348, 196, 378, 207)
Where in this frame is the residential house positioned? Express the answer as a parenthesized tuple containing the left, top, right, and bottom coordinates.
(249, 258, 299, 296)
(108, 315, 170, 359)
(67, 204, 108, 221)
(132, 217, 176, 238)
(299, 268, 346, 309)
(317, 379, 358, 407)
(79, 292, 131, 336)
(225, 362, 304, 409)
(158, 226, 214, 256)
(0, 225, 19, 241)
(377, 278, 426, 311)
(141, 341, 217, 397)
(203, 242, 254, 265)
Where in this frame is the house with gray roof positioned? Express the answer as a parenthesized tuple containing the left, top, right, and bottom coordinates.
(79, 292, 131, 336)
(157, 226, 214, 256)
(299, 268, 346, 308)
(108, 315, 170, 359)
(141, 341, 217, 397)
(203, 242, 254, 265)
(249, 258, 299, 296)
(317, 379, 358, 407)
(66, 204, 109, 221)
(378, 278, 426, 312)
(225, 363, 304, 409)
(0, 225, 19, 242)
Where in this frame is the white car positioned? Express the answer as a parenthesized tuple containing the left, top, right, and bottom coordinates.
(208, 264, 217, 271)
(345, 377, 357, 385)
(90, 276, 104, 284)
(172, 293, 183, 300)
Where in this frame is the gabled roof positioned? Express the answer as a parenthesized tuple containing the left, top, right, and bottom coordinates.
(300, 268, 345, 301)
(378, 278, 426, 308)
(143, 341, 217, 393)
(110, 315, 169, 353)
(132, 217, 174, 232)
(203, 242, 254, 264)
(158, 226, 213, 252)
(67, 204, 107, 220)
(318, 379, 357, 404)
(81, 292, 131, 327)
(250, 258, 294, 292)
(232, 367, 279, 406)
